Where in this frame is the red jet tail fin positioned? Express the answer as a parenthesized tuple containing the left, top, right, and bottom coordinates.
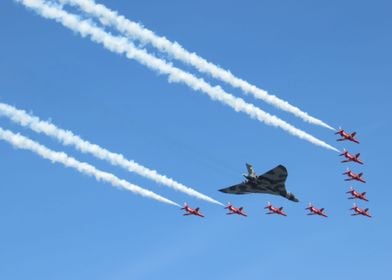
(339, 149, 346, 156)
(264, 202, 271, 209)
(351, 132, 357, 137)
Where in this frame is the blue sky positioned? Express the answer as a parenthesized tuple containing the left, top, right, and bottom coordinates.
(0, 0, 391, 279)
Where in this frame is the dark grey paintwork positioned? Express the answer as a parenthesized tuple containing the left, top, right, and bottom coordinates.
(219, 164, 299, 202)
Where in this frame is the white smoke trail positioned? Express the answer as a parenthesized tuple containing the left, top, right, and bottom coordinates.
(16, 0, 339, 153)
(0, 127, 180, 207)
(0, 102, 223, 205)
(58, 0, 335, 130)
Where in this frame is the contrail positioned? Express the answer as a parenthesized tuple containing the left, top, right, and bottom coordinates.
(0, 127, 180, 207)
(58, 0, 334, 131)
(0, 102, 223, 205)
(17, 0, 339, 153)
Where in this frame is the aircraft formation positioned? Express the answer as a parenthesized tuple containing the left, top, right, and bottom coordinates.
(336, 128, 371, 218)
(2, 1, 373, 222)
(182, 128, 372, 218)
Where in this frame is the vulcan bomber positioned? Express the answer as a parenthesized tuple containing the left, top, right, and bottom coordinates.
(219, 164, 299, 202)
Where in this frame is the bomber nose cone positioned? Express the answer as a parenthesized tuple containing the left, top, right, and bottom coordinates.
(287, 193, 299, 202)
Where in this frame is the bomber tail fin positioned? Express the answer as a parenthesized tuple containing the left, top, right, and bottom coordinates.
(246, 163, 257, 178)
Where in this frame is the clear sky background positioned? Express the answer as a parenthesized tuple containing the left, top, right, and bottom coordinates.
(0, 0, 391, 279)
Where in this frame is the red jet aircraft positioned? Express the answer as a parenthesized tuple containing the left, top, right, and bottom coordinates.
(335, 128, 360, 144)
(347, 187, 369, 202)
(343, 168, 366, 183)
(181, 203, 204, 218)
(350, 203, 372, 218)
(306, 203, 328, 217)
(264, 202, 287, 216)
(224, 203, 247, 217)
(339, 149, 364, 165)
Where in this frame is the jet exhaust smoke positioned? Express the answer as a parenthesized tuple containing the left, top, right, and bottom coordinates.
(16, 0, 339, 153)
(0, 127, 180, 207)
(0, 102, 223, 205)
(59, 0, 334, 130)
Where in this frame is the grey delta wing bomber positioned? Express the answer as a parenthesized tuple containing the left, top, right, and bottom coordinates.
(219, 164, 299, 202)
